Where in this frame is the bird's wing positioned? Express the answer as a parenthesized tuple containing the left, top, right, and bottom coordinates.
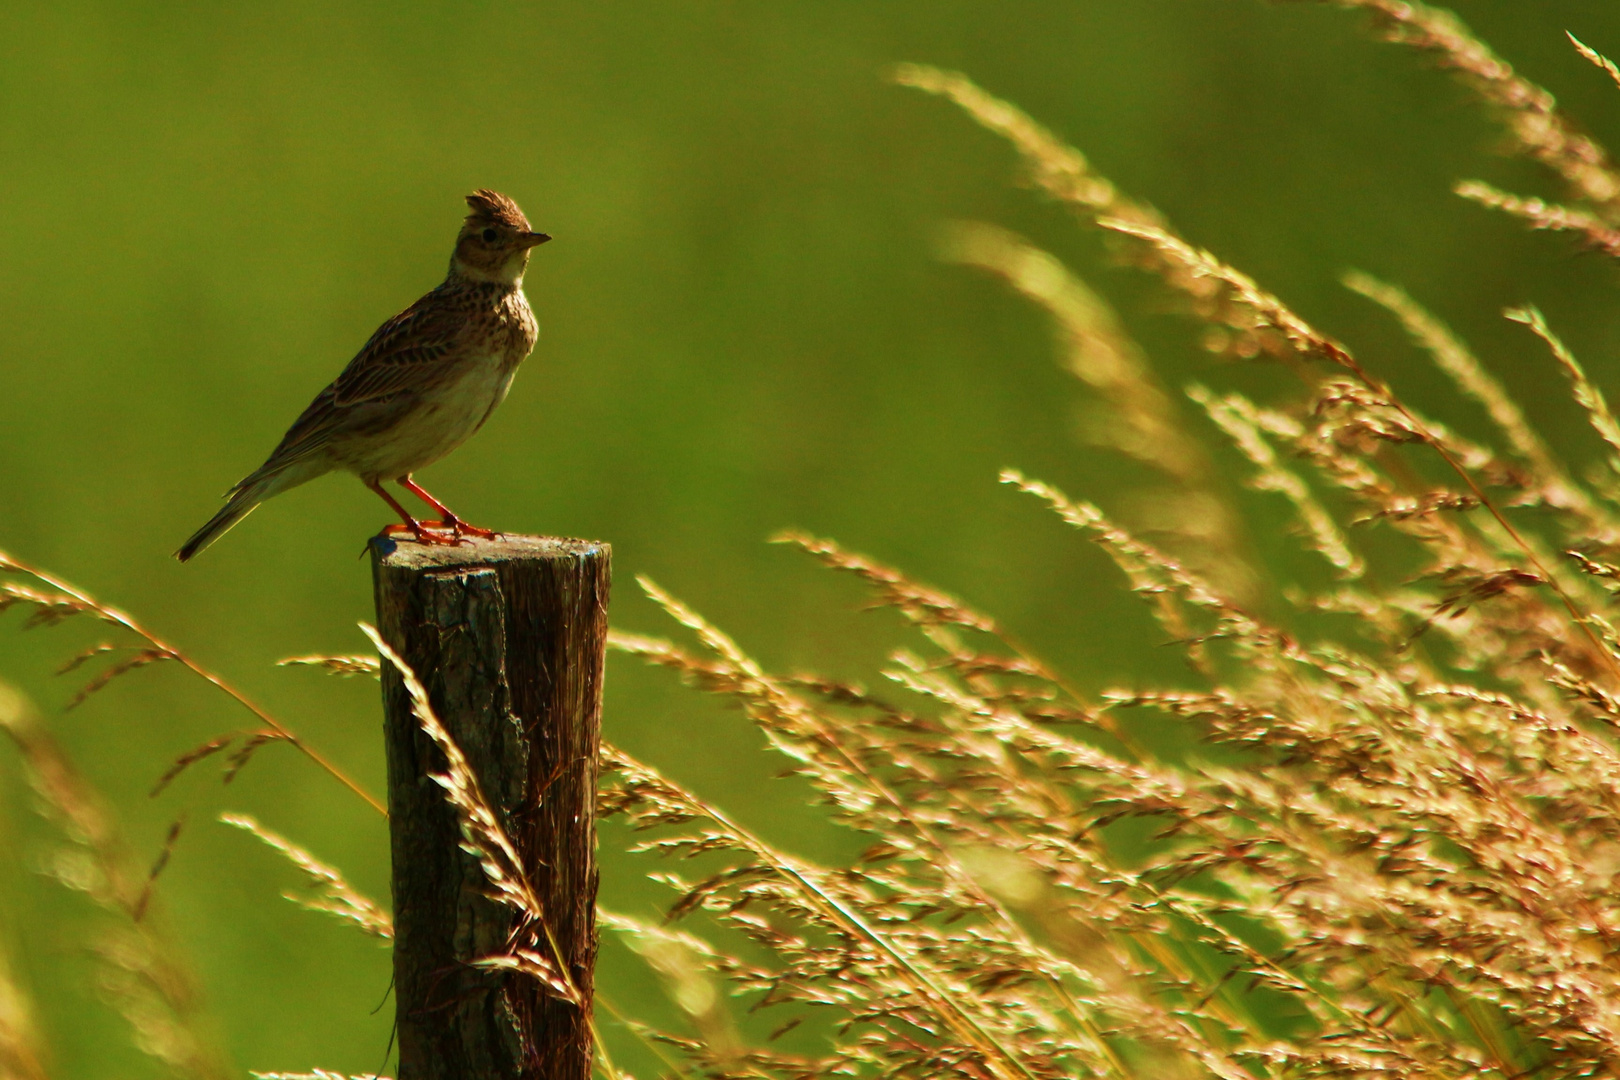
(328, 295, 468, 407)
(244, 292, 468, 481)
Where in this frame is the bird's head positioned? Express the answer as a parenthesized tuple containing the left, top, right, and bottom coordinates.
(450, 189, 550, 285)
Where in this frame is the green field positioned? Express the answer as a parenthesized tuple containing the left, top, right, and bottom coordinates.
(4, 2, 1620, 1075)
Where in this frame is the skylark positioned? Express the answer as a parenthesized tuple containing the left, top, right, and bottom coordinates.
(176, 190, 550, 561)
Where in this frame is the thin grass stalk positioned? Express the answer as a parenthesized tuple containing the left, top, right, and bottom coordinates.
(218, 813, 392, 940)
(0, 546, 384, 816)
(1454, 180, 1620, 256)
(1506, 305, 1620, 472)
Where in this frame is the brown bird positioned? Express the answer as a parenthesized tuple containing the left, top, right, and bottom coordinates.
(176, 190, 550, 561)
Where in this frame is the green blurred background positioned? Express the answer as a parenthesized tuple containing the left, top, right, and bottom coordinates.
(4, 1, 1620, 1074)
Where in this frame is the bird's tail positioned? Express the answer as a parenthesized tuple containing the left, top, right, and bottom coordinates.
(174, 480, 269, 562)
(175, 457, 324, 562)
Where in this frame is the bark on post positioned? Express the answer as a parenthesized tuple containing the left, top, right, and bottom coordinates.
(372, 534, 609, 1080)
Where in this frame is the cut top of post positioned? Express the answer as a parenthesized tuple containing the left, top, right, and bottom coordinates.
(370, 534, 607, 572)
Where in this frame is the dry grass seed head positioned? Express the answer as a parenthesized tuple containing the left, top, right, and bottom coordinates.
(219, 812, 393, 940)
(1303, 0, 1620, 212)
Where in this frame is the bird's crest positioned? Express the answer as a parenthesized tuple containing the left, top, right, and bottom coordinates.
(464, 189, 531, 231)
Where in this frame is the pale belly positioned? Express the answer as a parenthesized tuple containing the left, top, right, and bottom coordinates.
(335, 354, 519, 482)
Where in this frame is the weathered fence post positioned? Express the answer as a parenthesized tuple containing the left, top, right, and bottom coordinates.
(371, 535, 610, 1080)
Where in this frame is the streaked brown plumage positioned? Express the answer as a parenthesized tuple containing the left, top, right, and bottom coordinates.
(176, 190, 550, 561)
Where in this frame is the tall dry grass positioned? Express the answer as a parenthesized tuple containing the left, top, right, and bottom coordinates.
(5, 2, 1620, 1077)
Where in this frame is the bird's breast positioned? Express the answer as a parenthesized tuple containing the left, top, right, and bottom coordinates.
(331, 287, 538, 482)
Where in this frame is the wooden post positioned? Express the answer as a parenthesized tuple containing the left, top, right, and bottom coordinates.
(371, 535, 609, 1080)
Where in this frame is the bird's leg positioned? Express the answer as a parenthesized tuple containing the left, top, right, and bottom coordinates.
(399, 475, 498, 539)
(367, 480, 461, 546)
(397, 475, 454, 522)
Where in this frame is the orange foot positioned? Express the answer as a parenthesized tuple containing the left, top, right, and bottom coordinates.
(382, 522, 467, 547)
(443, 517, 498, 540)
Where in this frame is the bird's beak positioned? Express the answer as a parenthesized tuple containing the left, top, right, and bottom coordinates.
(521, 232, 552, 248)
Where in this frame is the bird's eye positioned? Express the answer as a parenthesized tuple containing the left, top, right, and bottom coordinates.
(481, 228, 497, 243)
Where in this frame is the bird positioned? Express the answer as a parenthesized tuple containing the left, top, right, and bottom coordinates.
(176, 189, 550, 561)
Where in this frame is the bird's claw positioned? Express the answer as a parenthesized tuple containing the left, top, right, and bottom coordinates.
(443, 517, 499, 540)
(382, 522, 471, 547)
